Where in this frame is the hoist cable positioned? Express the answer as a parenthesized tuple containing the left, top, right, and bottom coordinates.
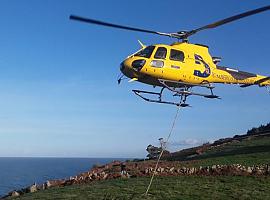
(145, 105, 181, 195)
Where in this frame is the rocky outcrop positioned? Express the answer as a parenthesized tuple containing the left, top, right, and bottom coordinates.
(2, 161, 270, 199)
(26, 183, 37, 193)
(10, 191, 20, 197)
(146, 145, 170, 159)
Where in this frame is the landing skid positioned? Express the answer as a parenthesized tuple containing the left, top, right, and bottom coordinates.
(133, 90, 189, 107)
(133, 79, 220, 107)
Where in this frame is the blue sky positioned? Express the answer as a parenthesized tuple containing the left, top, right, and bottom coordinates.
(0, 0, 269, 158)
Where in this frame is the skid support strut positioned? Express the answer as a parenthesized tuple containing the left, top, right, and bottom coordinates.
(133, 88, 189, 107)
(133, 80, 220, 107)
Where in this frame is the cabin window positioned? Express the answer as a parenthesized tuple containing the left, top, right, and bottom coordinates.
(135, 46, 155, 58)
(170, 49, 184, 62)
(150, 60, 164, 68)
(154, 47, 167, 59)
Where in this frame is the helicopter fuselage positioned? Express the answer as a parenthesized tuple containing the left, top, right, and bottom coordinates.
(70, 5, 270, 106)
(120, 42, 270, 87)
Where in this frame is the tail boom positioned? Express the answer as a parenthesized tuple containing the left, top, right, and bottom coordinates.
(213, 66, 270, 87)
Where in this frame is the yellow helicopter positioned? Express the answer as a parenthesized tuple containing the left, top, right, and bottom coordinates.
(70, 5, 270, 107)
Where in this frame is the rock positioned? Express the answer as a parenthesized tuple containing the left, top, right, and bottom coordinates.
(246, 166, 252, 174)
(190, 167, 195, 174)
(37, 184, 45, 190)
(127, 172, 131, 178)
(169, 167, 175, 173)
(10, 191, 20, 197)
(45, 181, 52, 189)
(206, 166, 210, 173)
(30, 185, 38, 193)
(255, 168, 264, 175)
(100, 171, 106, 176)
(85, 175, 91, 181)
(103, 173, 108, 180)
(121, 172, 131, 179)
(145, 168, 149, 174)
(182, 167, 187, 173)
(157, 167, 164, 173)
(27, 183, 37, 193)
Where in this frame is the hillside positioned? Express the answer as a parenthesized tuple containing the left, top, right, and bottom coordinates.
(4, 130, 270, 199)
(166, 132, 270, 167)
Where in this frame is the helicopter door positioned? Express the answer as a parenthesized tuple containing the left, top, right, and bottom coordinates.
(167, 49, 185, 81)
(149, 47, 167, 78)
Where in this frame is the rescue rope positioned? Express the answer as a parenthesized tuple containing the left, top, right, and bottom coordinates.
(145, 104, 181, 195)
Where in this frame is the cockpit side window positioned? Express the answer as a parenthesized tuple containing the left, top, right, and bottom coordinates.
(154, 47, 167, 59)
(170, 49, 184, 62)
(135, 46, 155, 58)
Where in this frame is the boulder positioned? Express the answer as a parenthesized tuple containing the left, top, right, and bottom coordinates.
(144, 168, 149, 174)
(37, 183, 45, 190)
(190, 167, 195, 174)
(177, 168, 182, 174)
(45, 180, 52, 189)
(27, 183, 37, 193)
(169, 167, 175, 173)
(102, 173, 109, 180)
(246, 166, 253, 174)
(10, 191, 20, 197)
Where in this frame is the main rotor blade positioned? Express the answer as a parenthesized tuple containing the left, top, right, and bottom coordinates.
(69, 15, 171, 37)
(184, 5, 270, 38)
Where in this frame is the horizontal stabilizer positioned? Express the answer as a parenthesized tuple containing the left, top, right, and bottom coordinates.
(240, 76, 270, 88)
(254, 76, 270, 85)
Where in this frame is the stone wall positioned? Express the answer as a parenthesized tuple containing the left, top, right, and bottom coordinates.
(2, 161, 270, 199)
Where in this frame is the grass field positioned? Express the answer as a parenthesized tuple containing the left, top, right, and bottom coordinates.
(7, 135, 270, 199)
(11, 176, 270, 200)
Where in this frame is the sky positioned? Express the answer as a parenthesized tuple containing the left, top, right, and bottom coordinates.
(0, 0, 269, 158)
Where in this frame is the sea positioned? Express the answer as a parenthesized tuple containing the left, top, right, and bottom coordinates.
(0, 157, 126, 197)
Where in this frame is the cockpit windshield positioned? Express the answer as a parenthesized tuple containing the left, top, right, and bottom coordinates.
(135, 46, 155, 58)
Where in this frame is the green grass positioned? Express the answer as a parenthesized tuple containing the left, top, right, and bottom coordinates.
(8, 135, 270, 199)
(12, 176, 270, 200)
(171, 136, 270, 167)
